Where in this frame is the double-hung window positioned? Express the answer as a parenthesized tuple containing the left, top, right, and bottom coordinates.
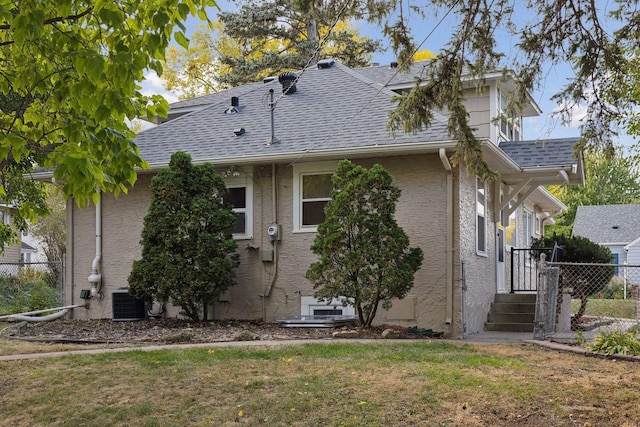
(293, 161, 337, 232)
(224, 176, 253, 239)
(497, 90, 522, 142)
(476, 177, 487, 255)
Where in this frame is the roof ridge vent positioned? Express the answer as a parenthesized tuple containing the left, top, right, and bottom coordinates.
(317, 59, 335, 69)
(278, 72, 298, 95)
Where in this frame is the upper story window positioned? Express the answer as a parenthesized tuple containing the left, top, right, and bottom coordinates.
(497, 90, 522, 142)
(476, 177, 487, 255)
(224, 176, 253, 239)
(293, 161, 337, 232)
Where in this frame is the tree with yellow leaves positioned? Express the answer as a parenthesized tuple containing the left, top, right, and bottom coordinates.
(164, 0, 381, 95)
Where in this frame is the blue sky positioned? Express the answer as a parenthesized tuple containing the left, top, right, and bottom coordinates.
(140, 1, 636, 148)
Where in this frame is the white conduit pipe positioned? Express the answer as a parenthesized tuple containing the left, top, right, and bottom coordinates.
(11, 309, 71, 322)
(0, 304, 83, 322)
(439, 148, 454, 326)
(88, 190, 102, 298)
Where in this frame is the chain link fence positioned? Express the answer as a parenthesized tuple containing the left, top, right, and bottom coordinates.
(0, 262, 64, 315)
(536, 257, 640, 339)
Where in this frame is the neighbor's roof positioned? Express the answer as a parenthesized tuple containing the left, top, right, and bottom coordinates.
(135, 60, 454, 168)
(21, 241, 37, 252)
(573, 204, 640, 245)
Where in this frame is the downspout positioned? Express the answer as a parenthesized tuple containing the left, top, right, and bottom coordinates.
(87, 190, 103, 299)
(439, 148, 454, 328)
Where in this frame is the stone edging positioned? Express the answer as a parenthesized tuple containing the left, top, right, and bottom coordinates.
(525, 339, 640, 363)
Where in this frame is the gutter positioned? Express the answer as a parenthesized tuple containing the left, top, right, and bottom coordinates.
(28, 141, 460, 182)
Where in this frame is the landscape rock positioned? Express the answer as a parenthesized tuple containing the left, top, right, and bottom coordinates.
(332, 330, 360, 338)
(381, 329, 400, 339)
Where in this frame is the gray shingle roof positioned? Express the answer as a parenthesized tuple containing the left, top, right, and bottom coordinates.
(135, 61, 452, 167)
(499, 138, 580, 168)
(573, 204, 640, 244)
(355, 62, 434, 88)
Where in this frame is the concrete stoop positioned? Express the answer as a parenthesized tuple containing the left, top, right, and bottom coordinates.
(485, 293, 536, 332)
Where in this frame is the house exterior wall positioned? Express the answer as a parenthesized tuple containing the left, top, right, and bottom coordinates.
(457, 170, 497, 336)
(465, 86, 491, 140)
(66, 153, 472, 336)
(0, 210, 22, 264)
(438, 87, 492, 142)
(626, 243, 640, 266)
(607, 245, 627, 268)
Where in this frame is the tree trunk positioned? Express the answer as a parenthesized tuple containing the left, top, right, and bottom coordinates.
(572, 285, 588, 330)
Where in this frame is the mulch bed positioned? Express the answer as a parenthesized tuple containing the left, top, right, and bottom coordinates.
(1, 318, 433, 345)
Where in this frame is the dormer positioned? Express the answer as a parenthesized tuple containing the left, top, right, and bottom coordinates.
(488, 72, 542, 144)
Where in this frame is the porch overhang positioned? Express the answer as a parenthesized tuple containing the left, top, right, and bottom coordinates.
(482, 139, 582, 222)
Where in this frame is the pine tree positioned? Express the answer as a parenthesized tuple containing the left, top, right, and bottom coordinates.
(128, 152, 240, 322)
(215, 0, 381, 87)
(306, 160, 423, 327)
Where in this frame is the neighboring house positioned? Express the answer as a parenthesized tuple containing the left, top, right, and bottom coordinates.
(54, 59, 583, 338)
(0, 207, 23, 264)
(20, 241, 37, 263)
(573, 204, 640, 267)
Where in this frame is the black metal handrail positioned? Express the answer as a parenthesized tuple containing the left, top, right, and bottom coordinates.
(509, 246, 562, 293)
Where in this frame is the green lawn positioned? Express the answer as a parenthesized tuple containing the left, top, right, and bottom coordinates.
(1, 341, 639, 426)
(571, 298, 637, 318)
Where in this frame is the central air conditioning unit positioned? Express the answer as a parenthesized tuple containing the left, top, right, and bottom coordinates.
(112, 288, 146, 321)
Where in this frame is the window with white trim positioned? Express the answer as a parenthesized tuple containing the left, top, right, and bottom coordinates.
(293, 161, 337, 232)
(224, 176, 253, 239)
(476, 178, 487, 255)
(524, 209, 534, 247)
(497, 89, 522, 142)
(499, 190, 517, 248)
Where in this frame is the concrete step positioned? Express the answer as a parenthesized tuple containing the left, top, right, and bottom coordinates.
(493, 293, 537, 304)
(487, 312, 535, 323)
(484, 293, 537, 333)
(490, 302, 536, 314)
(485, 322, 534, 332)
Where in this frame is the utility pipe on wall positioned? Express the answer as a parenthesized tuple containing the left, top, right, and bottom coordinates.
(262, 164, 279, 320)
(439, 148, 454, 327)
(87, 190, 103, 299)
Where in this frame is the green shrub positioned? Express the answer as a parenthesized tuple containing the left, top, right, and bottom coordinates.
(599, 277, 631, 300)
(0, 273, 59, 315)
(588, 330, 640, 356)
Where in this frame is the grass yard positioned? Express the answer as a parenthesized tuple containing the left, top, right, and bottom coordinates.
(571, 298, 637, 319)
(1, 341, 639, 426)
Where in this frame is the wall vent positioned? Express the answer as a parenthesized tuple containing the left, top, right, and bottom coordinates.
(112, 288, 146, 321)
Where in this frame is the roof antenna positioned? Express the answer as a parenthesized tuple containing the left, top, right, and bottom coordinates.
(268, 89, 279, 146)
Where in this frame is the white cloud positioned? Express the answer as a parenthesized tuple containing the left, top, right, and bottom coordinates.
(140, 71, 179, 104)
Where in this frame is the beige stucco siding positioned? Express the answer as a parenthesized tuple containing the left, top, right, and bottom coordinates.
(67, 153, 463, 334)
